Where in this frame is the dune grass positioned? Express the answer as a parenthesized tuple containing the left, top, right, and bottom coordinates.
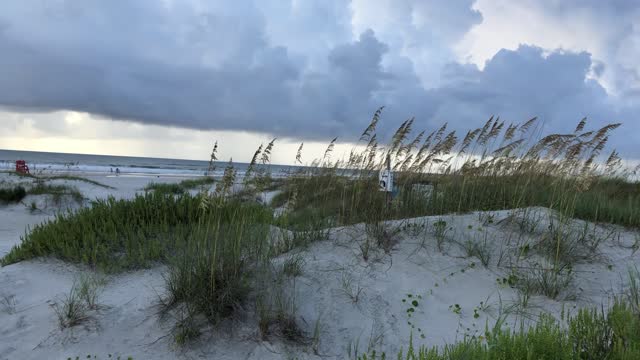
(0, 192, 272, 271)
(2, 109, 639, 349)
(272, 171, 639, 230)
(178, 177, 216, 189)
(0, 185, 27, 203)
(40, 175, 114, 189)
(267, 110, 638, 233)
(144, 182, 186, 194)
(144, 177, 215, 194)
(1, 182, 84, 206)
(1, 190, 275, 343)
(358, 300, 640, 360)
(160, 196, 274, 335)
(5, 171, 113, 189)
(28, 182, 84, 204)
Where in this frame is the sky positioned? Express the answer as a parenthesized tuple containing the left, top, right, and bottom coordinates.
(0, 0, 638, 164)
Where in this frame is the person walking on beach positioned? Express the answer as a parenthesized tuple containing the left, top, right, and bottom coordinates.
(115, 168, 120, 176)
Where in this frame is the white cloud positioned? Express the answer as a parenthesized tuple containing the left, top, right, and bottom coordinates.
(457, 0, 640, 97)
(0, 0, 638, 162)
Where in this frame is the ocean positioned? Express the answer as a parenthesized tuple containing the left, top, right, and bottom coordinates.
(0, 149, 296, 177)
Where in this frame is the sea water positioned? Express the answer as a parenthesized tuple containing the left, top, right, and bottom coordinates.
(0, 149, 296, 178)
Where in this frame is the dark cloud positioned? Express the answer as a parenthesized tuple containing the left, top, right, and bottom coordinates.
(0, 1, 638, 157)
(430, 46, 638, 155)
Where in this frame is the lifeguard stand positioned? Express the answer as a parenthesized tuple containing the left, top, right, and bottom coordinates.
(15, 160, 30, 174)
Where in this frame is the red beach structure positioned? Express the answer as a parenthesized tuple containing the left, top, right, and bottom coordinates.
(15, 160, 30, 174)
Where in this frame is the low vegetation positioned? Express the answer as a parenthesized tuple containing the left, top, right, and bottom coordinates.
(5, 171, 112, 189)
(0, 185, 27, 203)
(1, 181, 84, 206)
(51, 274, 104, 332)
(144, 176, 215, 194)
(144, 182, 185, 194)
(159, 196, 273, 338)
(2, 108, 639, 354)
(178, 177, 216, 189)
(358, 299, 640, 360)
(28, 182, 84, 204)
(40, 175, 114, 189)
(271, 110, 638, 231)
(0, 192, 271, 270)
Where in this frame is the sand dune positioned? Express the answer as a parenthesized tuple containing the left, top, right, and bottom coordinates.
(0, 173, 638, 360)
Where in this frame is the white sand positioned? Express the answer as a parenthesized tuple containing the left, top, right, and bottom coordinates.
(0, 173, 638, 359)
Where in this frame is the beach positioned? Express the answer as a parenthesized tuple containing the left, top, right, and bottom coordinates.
(2, 1, 640, 358)
(1, 169, 639, 360)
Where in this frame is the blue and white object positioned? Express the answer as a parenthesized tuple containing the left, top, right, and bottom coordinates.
(379, 169, 394, 192)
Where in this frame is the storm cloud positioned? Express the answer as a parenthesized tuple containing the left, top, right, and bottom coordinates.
(0, 1, 638, 156)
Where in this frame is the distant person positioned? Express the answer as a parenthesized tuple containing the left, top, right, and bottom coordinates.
(115, 168, 120, 176)
(110, 168, 113, 173)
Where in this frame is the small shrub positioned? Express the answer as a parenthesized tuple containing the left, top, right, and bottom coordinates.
(146, 177, 214, 195)
(28, 183, 84, 204)
(177, 177, 215, 190)
(144, 182, 185, 195)
(0, 186, 27, 203)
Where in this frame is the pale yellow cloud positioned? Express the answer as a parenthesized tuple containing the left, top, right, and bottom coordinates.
(0, 110, 360, 165)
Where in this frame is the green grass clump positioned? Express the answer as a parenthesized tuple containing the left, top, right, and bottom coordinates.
(28, 183, 84, 204)
(178, 177, 215, 189)
(273, 172, 640, 230)
(4, 171, 113, 189)
(144, 182, 185, 195)
(268, 110, 638, 230)
(161, 198, 273, 331)
(359, 300, 640, 360)
(145, 177, 215, 195)
(1, 192, 198, 269)
(0, 185, 27, 203)
(40, 175, 114, 189)
(1, 190, 275, 343)
(0, 192, 272, 271)
(3, 109, 639, 350)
